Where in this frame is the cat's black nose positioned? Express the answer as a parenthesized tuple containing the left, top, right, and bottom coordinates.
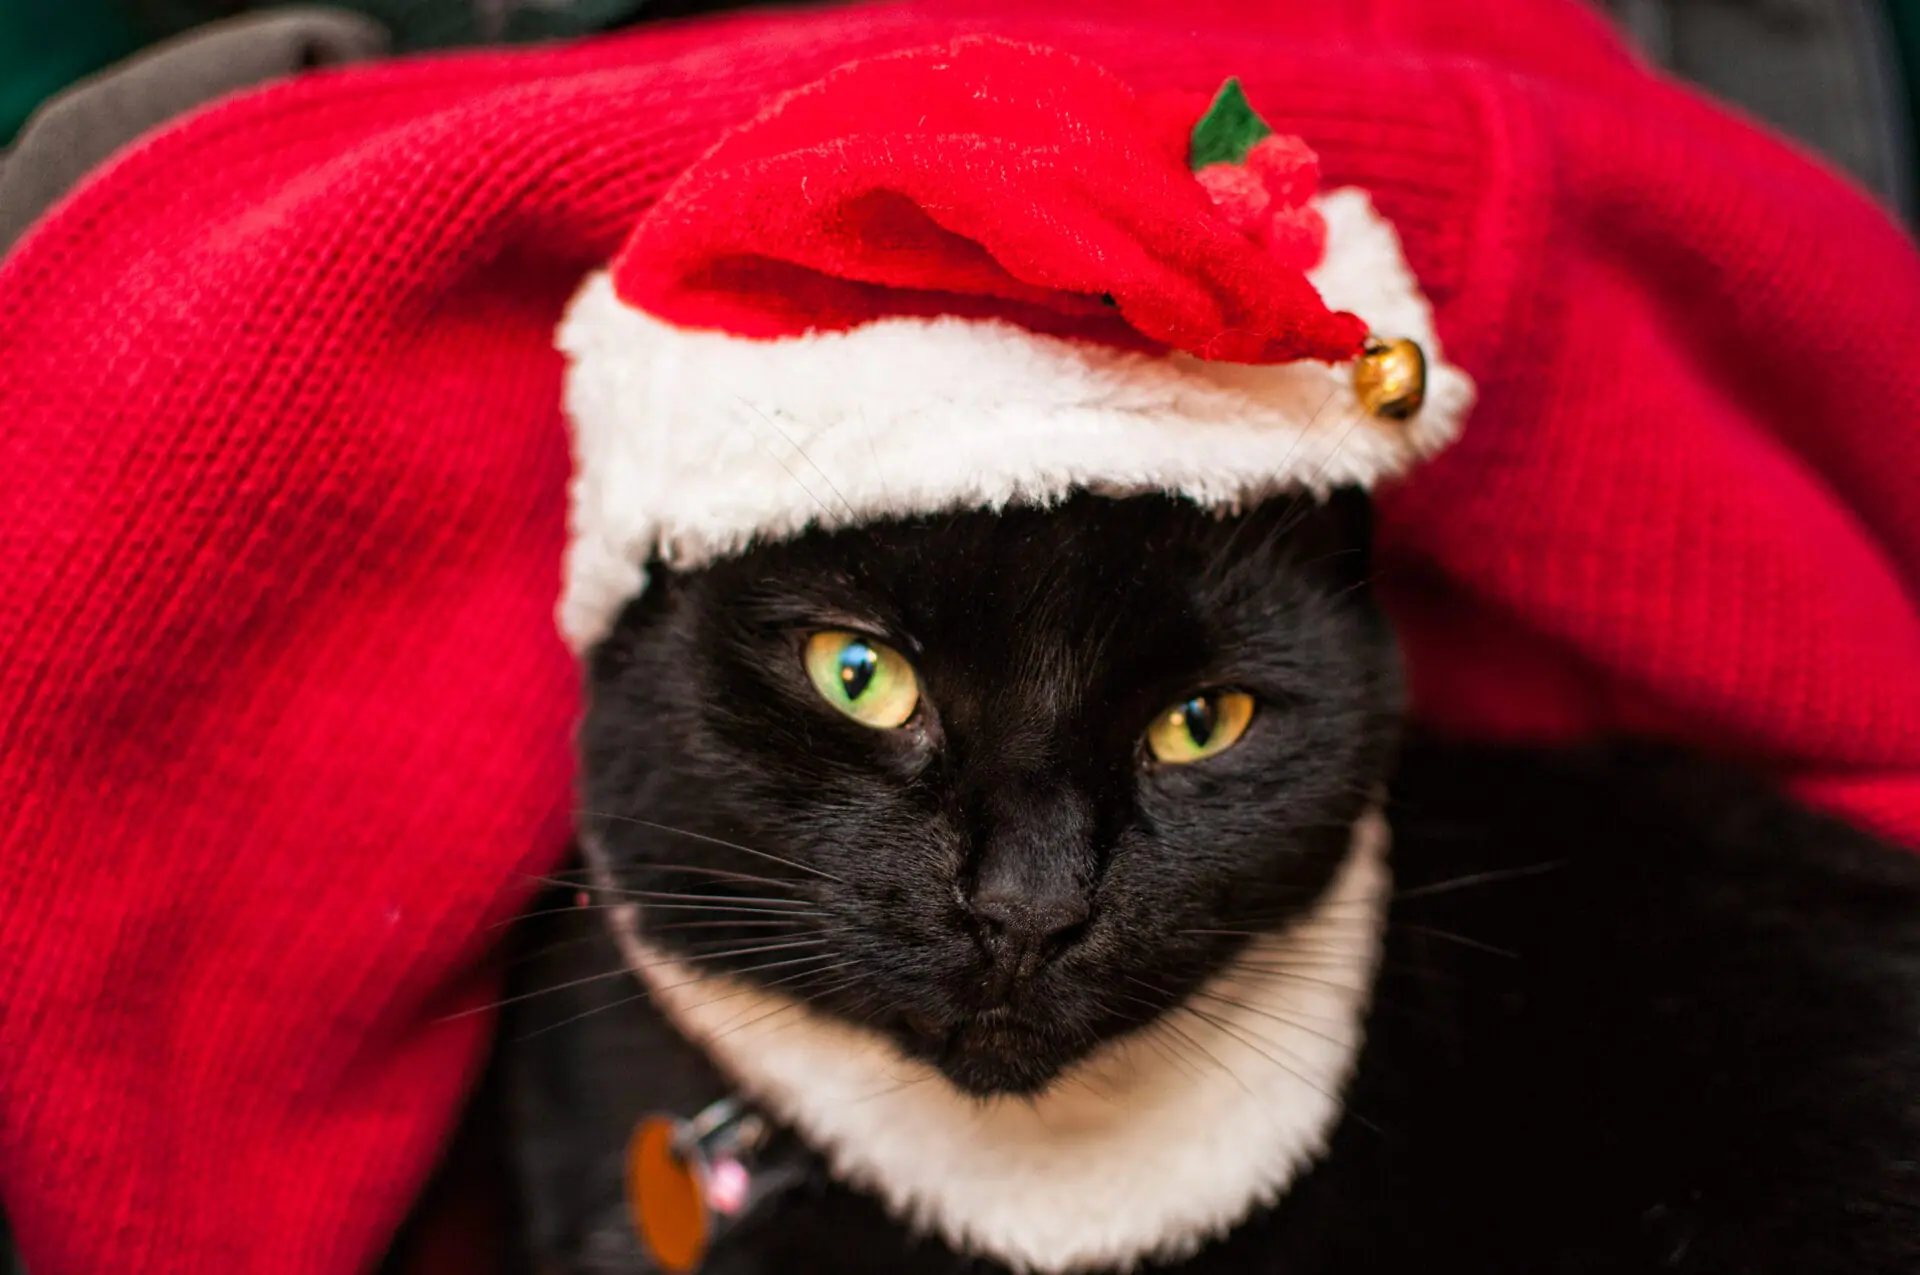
(968, 883, 1090, 993)
(963, 779, 1097, 996)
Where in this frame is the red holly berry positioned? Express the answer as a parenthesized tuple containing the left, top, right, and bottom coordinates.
(1196, 162, 1271, 233)
(1246, 134, 1321, 206)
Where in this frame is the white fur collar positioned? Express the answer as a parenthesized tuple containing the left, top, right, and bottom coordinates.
(588, 811, 1389, 1273)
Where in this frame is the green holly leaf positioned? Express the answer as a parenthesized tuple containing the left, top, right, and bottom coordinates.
(1189, 78, 1273, 171)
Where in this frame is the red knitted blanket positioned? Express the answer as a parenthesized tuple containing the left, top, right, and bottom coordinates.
(2, 0, 1917, 1270)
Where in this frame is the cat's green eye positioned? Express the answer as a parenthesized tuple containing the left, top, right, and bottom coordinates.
(1145, 691, 1255, 764)
(803, 631, 921, 729)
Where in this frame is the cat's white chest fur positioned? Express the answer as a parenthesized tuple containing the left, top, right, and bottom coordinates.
(593, 812, 1389, 1274)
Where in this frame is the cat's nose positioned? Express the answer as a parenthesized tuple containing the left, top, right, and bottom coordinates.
(967, 883, 1091, 990)
(964, 778, 1096, 994)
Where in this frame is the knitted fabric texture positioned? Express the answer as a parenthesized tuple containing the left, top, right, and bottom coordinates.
(1, 1, 1918, 1273)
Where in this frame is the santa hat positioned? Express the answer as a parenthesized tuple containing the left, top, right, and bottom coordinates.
(2, 2, 1920, 1274)
(554, 38, 1474, 649)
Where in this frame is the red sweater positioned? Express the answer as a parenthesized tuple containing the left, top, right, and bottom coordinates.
(2, 1, 1917, 1271)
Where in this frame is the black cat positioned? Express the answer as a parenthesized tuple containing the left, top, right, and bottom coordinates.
(500, 492, 1920, 1274)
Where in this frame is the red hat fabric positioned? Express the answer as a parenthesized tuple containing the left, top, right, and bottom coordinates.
(557, 35, 1475, 651)
(611, 38, 1367, 361)
(2, 2, 1919, 1274)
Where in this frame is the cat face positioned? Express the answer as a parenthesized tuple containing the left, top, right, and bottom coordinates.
(579, 492, 1402, 1097)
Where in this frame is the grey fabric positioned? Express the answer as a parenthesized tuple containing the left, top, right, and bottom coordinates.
(1605, 0, 1915, 224)
(0, 7, 389, 255)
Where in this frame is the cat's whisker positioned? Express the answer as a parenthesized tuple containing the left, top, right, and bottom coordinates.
(850, 1071, 937, 1106)
(732, 398, 857, 523)
(630, 862, 819, 891)
(1229, 967, 1379, 987)
(1391, 922, 1518, 960)
(1392, 861, 1566, 901)
(1221, 967, 1370, 996)
(1258, 939, 1377, 955)
(1229, 969, 1379, 989)
(1180, 999, 1367, 1122)
(1172, 1002, 1342, 1108)
(440, 962, 639, 1021)
(569, 961, 888, 1049)
(786, 973, 865, 1009)
(500, 894, 817, 931)
(582, 812, 845, 884)
(1106, 989, 1202, 1085)
(1112, 980, 1171, 1014)
(822, 985, 894, 1034)
(490, 900, 637, 930)
(647, 918, 816, 933)
(1133, 1023, 1205, 1084)
(1300, 402, 1372, 498)
(1187, 987, 1355, 1041)
(1312, 897, 1399, 913)
(616, 888, 819, 909)
(1158, 982, 1320, 1074)
(1204, 915, 1382, 940)
(680, 959, 849, 1007)
(1195, 1002, 1389, 1142)
(1330, 574, 1383, 606)
(1208, 936, 1379, 960)
(679, 937, 831, 962)
(1117, 976, 1253, 1097)
(703, 952, 880, 1044)
(514, 864, 593, 884)
(762, 961, 857, 992)
(702, 992, 811, 1045)
(508, 988, 654, 1044)
(1052, 1056, 1126, 1109)
(523, 873, 609, 896)
(1254, 940, 1383, 962)
(757, 403, 867, 530)
(1157, 1009, 1254, 1099)
(638, 902, 830, 918)
(504, 929, 617, 966)
(1245, 395, 1342, 540)
(630, 953, 846, 1008)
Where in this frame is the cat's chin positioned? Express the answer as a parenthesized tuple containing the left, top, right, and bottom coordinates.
(894, 1008, 1077, 1098)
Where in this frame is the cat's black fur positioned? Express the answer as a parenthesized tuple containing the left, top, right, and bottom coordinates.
(499, 493, 1920, 1274)
(577, 491, 1396, 1097)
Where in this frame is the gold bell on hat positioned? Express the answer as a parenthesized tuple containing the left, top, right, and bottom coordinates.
(1353, 335, 1427, 420)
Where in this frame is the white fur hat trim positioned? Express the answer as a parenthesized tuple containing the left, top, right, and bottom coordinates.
(555, 186, 1474, 652)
